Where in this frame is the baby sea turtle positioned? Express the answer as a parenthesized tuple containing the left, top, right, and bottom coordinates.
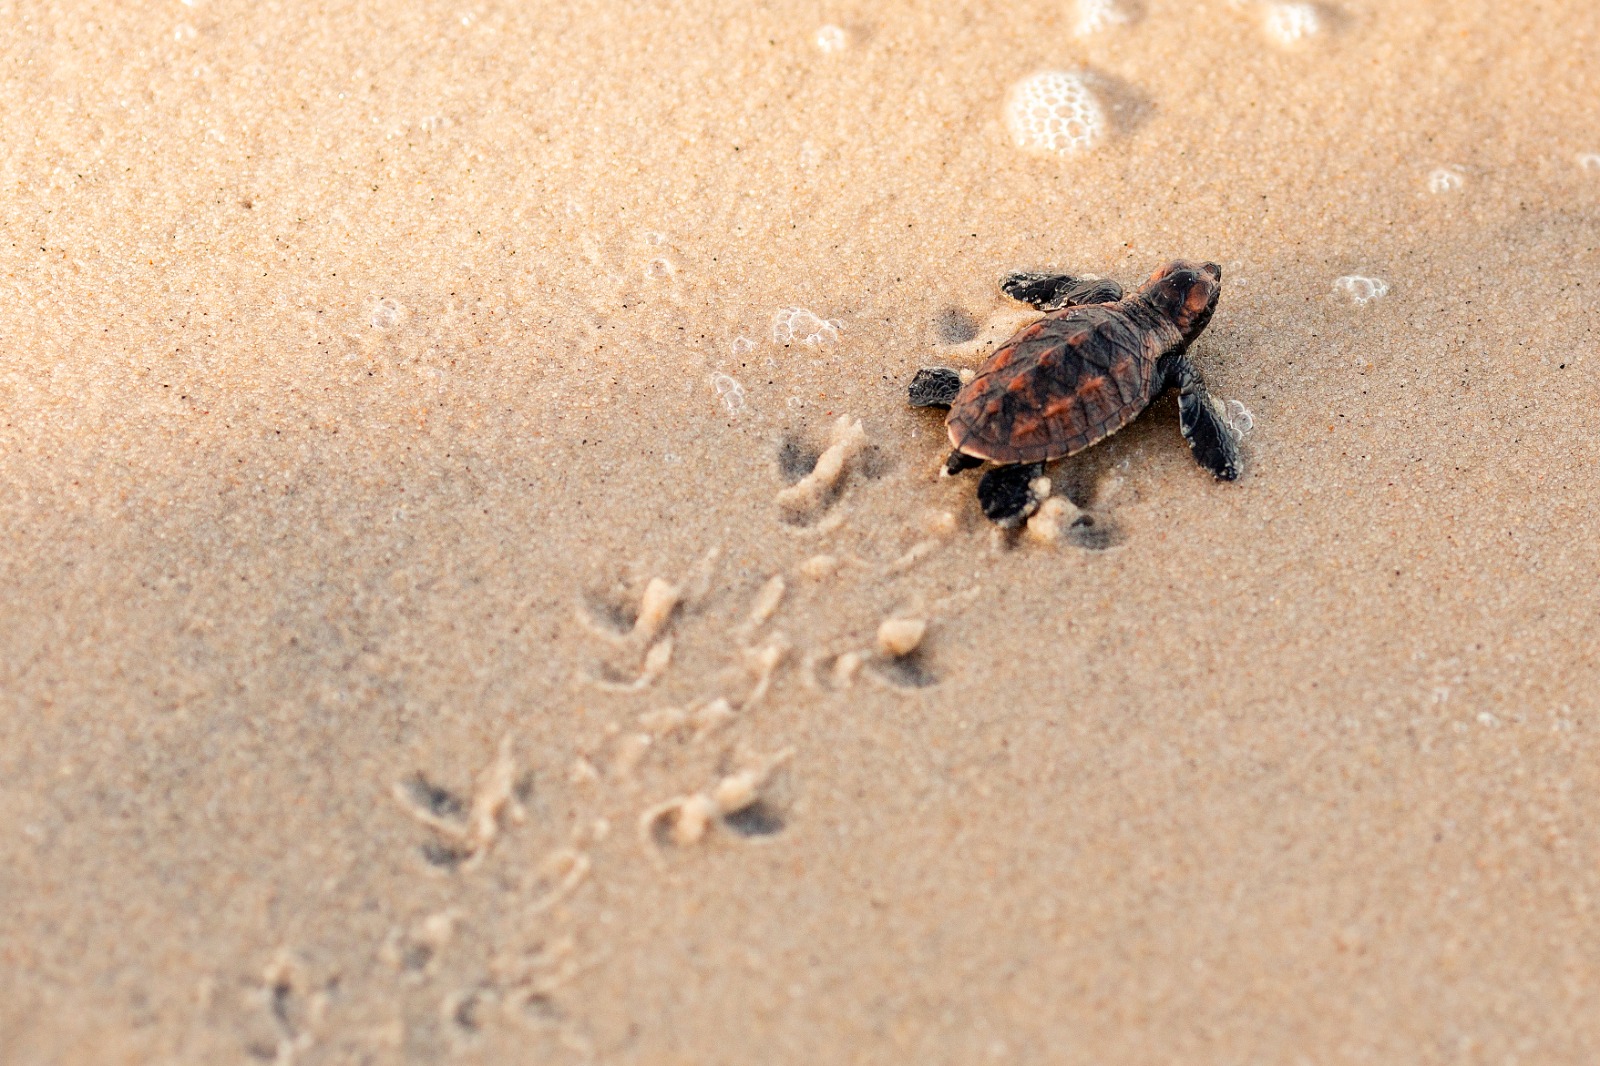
(908, 260, 1241, 527)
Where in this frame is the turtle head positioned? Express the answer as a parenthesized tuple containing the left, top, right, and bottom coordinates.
(1142, 260, 1222, 343)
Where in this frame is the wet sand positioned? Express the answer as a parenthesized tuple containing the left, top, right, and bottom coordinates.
(4, 0, 1600, 1061)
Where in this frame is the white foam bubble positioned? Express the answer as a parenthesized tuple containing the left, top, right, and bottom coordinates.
(815, 25, 848, 53)
(1005, 71, 1105, 157)
(1074, 0, 1129, 36)
(370, 297, 403, 329)
(1578, 153, 1600, 171)
(1224, 399, 1255, 437)
(645, 258, 674, 279)
(710, 373, 746, 414)
(771, 307, 842, 349)
(1333, 276, 1389, 305)
(1262, 2, 1320, 46)
(1427, 167, 1464, 193)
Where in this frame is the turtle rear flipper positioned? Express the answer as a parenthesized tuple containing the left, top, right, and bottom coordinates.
(1170, 355, 1241, 481)
(1001, 272, 1125, 311)
(977, 462, 1048, 526)
(908, 367, 964, 408)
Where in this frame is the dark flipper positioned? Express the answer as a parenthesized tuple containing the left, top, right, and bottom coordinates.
(977, 462, 1047, 527)
(942, 450, 983, 477)
(908, 367, 964, 408)
(1171, 355, 1241, 481)
(1001, 272, 1125, 312)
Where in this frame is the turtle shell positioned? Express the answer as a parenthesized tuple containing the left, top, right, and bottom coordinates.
(946, 304, 1179, 465)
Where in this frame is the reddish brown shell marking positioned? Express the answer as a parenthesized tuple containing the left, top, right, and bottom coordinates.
(945, 303, 1180, 464)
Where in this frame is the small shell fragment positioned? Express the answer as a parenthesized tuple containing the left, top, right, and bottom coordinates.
(877, 617, 927, 657)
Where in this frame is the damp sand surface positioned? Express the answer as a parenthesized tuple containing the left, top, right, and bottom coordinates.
(4, 1, 1600, 1062)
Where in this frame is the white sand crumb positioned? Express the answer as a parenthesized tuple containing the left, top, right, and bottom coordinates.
(463, 737, 525, 866)
(637, 705, 689, 737)
(641, 749, 793, 850)
(609, 732, 652, 780)
(569, 756, 600, 786)
(1427, 167, 1465, 193)
(682, 547, 722, 607)
(593, 638, 673, 692)
(1005, 71, 1105, 156)
(780, 508, 848, 538)
(689, 697, 737, 738)
(632, 578, 680, 643)
(525, 847, 592, 915)
(887, 539, 940, 574)
(714, 748, 794, 814)
(876, 617, 927, 657)
(641, 792, 719, 848)
(829, 651, 865, 689)
(742, 637, 788, 706)
(776, 415, 868, 512)
(392, 737, 525, 868)
(381, 909, 465, 978)
(1026, 496, 1084, 545)
(799, 554, 839, 579)
(744, 575, 786, 629)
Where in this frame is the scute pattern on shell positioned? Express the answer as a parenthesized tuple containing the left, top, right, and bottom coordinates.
(946, 304, 1177, 464)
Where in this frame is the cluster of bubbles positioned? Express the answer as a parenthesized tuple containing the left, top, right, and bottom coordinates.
(1427, 167, 1465, 193)
(1262, 3, 1321, 45)
(1333, 276, 1390, 305)
(771, 307, 843, 349)
(371, 297, 403, 330)
(710, 373, 746, 415)
(1224, 400, 1256, 437)
(1073, 0, 1129, 37)
(1004, 71, 1105, 157)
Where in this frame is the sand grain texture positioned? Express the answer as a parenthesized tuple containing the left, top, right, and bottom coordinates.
(3, 0, 1600, 1062)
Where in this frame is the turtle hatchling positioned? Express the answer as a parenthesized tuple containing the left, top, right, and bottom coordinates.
(908, 260, 1242, 527)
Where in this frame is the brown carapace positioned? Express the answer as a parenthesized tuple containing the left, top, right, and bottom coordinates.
(908, 260, 1241, 527)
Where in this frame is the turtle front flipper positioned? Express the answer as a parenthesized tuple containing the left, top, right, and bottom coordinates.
(977, 462, 1048, 527)
(908, 367, 964, 408)
(1170, 355, 1241, 481)
(1001, 272, 1125, 311)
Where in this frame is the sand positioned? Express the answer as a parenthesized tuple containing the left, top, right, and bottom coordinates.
(4, 0, 1600, 1061)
